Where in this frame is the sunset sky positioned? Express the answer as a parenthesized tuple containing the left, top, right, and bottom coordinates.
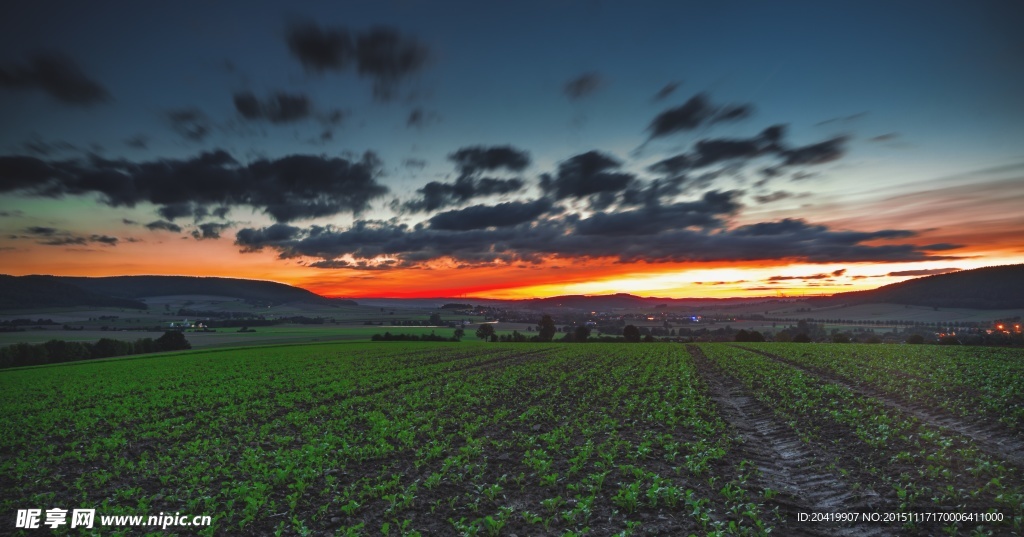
(1, 1, 1022, 299)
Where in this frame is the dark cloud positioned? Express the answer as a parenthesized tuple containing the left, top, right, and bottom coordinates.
(355, 27, 430, 99)
(22, 226, 117, 246)
(0, 150, 387, 223)
(620, 177, 686, 207)
(0, 210, 24, 217)
(39, 236, 88, 246)
(235, 223, 303, 252)
(779, 136, 847, 166)
(24, 226, 59, 236)
(564, 72, 603, 100)
(285, 24, 430, 100)
(233, 91, 312, 123)
(235, 212, 956, 269)
(647, 154, 691, 177)
(305, 259, 353, 269)
(921, 243, 962, 251)
(145, 220, 182, 233)
(644, 123, 840, 188)
(868, 133, 900, 142)
(89, 234, 118, 245)
(407, 108, 425, 128)
(540, 150, 633, 200)
(401, 145, 530, 212)
(652, 82, 680, 101)
(887, 268, 961, 277)
(121, 218, 137, 225)
(0, 155, 65, 192)
(248, 153, 387, 222)
(647, 94, 717, 138)
(406, 108, 439, 128)
(815, 112, 867, 127)
(575, 190, 742, 236)
(766, 271, 839, 281)
(652, 135, 771, 178)
(647, 94, 756, 139)
(157, 203, 195, 221)
(753, 191, 793, 204)
(712, 104, 754, 123)
(166, 108, 211, 141)
(791, 171, 817, 181)
(691, 137, 768, 168)
(156, 202, 224, 222)
(403, 176, 525, 212)
(287, 23, 354, 72)
(832, 269, 847, 277)
(191, 222, 231, 240)
(0, 52, 110, 106)
(428, 199, 553, 231)
(449, 146, 530, 175)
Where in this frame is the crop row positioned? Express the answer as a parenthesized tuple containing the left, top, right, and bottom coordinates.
(3, 342, 783, 536)
(738, 343, 1024, 431)
(699, 344, 1024, 535)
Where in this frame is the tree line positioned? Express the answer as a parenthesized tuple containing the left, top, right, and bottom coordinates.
(0, 331, 191, 369)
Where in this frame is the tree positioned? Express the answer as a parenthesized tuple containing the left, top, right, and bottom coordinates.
(429, 312, 442, 325)
(574, 326, 590, 342)
(537, 315, 556, 342)
(476, 323, 495, 341)
(792, 333, 812, 343)
(739, 330, 765, 342)
(906, 334, 925, 344)
(623, 324, 641, 343)
(156, 330, 191, 351)
(831, 332, 851, 344)
(453, 328, 465, 341)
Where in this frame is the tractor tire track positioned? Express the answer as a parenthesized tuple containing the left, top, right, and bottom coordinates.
(738, 345, 1024, 469)
(687, 345, 892, 537)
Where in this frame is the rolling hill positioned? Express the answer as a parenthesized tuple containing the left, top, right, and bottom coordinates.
(0, 275, 148, 310)
(814, 264, 1024, 309)
(0, 275, 357, 310)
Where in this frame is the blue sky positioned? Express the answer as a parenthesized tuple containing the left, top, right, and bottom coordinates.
(1, 1, 1022, 297)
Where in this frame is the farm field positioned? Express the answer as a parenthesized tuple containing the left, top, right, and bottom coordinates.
(0, 325, 466, 350)
(2, 343, 1023, 536)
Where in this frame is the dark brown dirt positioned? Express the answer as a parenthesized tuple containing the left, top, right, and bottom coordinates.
(738, 345, 1024, 469)
(687, 345, 894, 537)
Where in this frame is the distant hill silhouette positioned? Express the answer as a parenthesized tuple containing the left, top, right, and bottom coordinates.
(814, 264, 1024, 309)
(0, 275, 356, 310)
(522, 293, 772, 310)
(0, 275, 148, 310)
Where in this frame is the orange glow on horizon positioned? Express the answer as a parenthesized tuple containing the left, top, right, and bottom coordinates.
(4, 228, 1024, 300)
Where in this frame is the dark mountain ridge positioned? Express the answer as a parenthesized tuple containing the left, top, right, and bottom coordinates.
(0, 275, 357, 310)
(0, 275, 148, 310)
(811, 264, 1024, 309)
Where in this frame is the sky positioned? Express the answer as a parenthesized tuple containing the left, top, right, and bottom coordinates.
(1, 1, 1022, 299)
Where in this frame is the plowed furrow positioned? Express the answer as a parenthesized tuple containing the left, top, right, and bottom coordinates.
(740, 346, 1024, 468)
(688, 345, 892, 537)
